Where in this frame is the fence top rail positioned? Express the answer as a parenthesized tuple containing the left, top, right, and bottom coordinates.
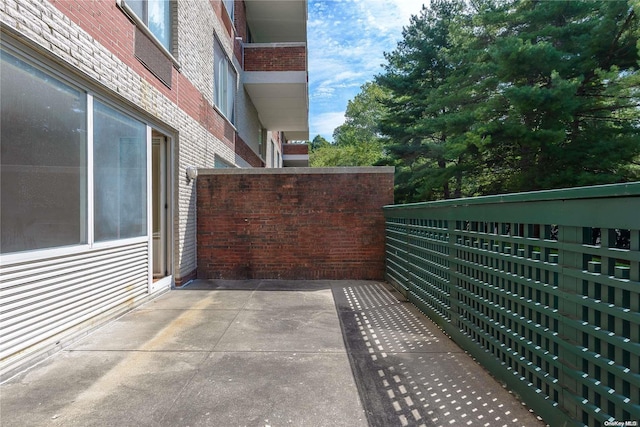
(384, 182, 640, 211)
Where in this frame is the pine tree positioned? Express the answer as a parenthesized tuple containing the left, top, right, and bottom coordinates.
(376, 0, 639, 201)
(376, 0, 486, 202)
(469, 0, 640, 193)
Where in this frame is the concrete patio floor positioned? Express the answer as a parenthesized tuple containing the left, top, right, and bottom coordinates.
(1, 280, 546, 427)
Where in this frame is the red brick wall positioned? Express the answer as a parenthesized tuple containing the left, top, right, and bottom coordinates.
(197, 168, 394, 280)
(235, 134, 264, 167)
(283, 143, 309, 155)
(233, 0, 247, 63)
(244, 46, 307, 71)
(50, 0, 240, 158)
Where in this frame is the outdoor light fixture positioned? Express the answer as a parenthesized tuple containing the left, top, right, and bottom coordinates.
(186, 166, 198, 182)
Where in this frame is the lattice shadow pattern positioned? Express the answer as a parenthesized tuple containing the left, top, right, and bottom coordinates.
(334, 282, 545, 427)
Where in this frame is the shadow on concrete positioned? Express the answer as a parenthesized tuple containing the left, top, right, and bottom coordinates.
(1, 279, 546, 427)
(331, 281, 547, 427)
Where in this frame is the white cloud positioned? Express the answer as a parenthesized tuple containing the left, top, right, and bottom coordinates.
(311, 111, 346, 140)
(312, 84, 335, 99)
(308, 0, 425, 140)
(354, 0, 421, 34)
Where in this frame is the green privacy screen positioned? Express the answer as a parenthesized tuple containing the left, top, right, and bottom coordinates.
(384, 183, 640, 427)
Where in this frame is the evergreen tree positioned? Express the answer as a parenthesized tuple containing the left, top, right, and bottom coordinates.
(310, 134, 330, 151)
(376, 0, 478, 202)
(473, 0, 640, 193)
(376, 0, 639, 201)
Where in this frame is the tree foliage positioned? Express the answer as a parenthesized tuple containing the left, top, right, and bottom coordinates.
(333, 82, 388, 147)
(375, 0, 640, 202)
(309, 140, 383, 167)
(309, 82, 388, 167)
(310, 134, 330, 151)
(376, 0, 476, 201)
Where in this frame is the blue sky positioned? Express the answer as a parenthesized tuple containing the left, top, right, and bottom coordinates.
(307, 0, 426, 141)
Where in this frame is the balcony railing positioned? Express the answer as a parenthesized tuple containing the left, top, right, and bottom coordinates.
(243, 42, 307, 72)
(282, 143, 309, 167)
(383, 182, 640, 426)
(242, 43, 309, 141)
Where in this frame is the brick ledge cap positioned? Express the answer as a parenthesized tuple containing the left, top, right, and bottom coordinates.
(198, 166, 394, 175)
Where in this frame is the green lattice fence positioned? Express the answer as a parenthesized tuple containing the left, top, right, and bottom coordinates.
(384, 183, 640, 426)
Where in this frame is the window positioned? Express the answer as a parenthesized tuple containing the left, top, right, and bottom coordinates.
(1, 47, 150, 256)
(258, 126, 266, 159)
(222, 0, 234, 20)
(1, 50, 87, 253)
(214, 155, 235, 168)
(94, 101, 147, 241)
(125, 0, 172, 50)
(214, 37, 237, 122)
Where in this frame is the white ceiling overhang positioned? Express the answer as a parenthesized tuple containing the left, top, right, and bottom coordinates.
(244, 70, 309, 140)
(244, 0, 308, 43)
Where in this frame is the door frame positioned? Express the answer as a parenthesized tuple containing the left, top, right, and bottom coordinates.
(148, 130, 173, 293)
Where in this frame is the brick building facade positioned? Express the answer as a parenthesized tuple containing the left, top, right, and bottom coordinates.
(0, 0, 309, 379)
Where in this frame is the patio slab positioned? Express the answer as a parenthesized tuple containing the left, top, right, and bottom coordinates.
(1, 280, 546, 427)
(0, 350, 207, 427)
(146, 288, 254, 310)
(243, 289, 336, 312)
(166, 351, 367, 427)
(214, 309, 345, 352)
(71, 308, 238, 352)
(332, 281, 546, 427)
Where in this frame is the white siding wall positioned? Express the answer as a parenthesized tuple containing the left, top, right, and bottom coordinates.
(0, 0, 263, 377)
(0, 242, 149, 379)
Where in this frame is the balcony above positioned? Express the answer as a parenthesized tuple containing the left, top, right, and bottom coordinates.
(282, 143, 309, 167)
(244, 0, 307, 43)
(243, 43, 309, 141)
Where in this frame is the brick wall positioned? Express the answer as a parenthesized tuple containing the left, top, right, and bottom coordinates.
(283, 143, 309, 155)
(235, 134, 264, 167)
(233, 0, 247, 63)
(196, 168, 395, 280)
(244, 45, 307, 71)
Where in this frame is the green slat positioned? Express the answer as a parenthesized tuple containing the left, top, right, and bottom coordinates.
(384, 182, 640, 427)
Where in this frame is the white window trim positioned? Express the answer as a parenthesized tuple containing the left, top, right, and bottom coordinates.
(0, 237, 150, 265)
(116, 0, 181, 70)
(0, 244, 92, 265)
(91, 236, 150, 250)
(87, 93, 95, 246)
(146, 125, 153, 289)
